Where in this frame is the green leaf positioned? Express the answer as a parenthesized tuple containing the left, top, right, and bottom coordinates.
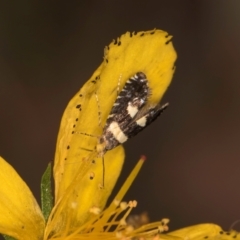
(41, 162, 53, 222)
(2, 235, 16, 240)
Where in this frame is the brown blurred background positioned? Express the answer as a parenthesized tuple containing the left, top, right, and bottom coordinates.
(0, 0, 240, 236)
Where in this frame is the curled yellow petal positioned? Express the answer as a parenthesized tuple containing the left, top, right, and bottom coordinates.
(0, 156, 45, 240)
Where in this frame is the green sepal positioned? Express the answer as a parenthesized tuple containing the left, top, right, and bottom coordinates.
(41, 162, 53, 222)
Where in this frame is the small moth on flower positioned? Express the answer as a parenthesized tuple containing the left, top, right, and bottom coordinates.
(97, 72, 168, 156)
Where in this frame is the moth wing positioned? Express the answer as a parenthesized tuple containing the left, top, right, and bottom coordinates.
(122, 103, 169, 139)
(104, 72, 150, 129)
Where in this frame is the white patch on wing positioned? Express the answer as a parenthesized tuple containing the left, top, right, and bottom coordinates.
(107, 114, 115, 119)
(127, 104, 138, 118)
(136, 116, 147, 127)
(109, 121, 128, 143)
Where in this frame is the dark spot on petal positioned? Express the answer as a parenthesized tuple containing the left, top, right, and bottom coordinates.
(89, 172, 94, 180)
(140, 33, 145, 37)
(130, 32, 133, 37)
(118, 41, 121, 46)
(72, 131, 75, 134)
(106, 58, 108, 63)
(91, 80, 96, 84)
(73, 125, 76, 128)
(219, 231, 224, 235)
(204, 236, 208, 239)
(79, 94, 83, 97)
(76, 104, 81, 109)
(76, 118, 78, 121)
(67, 145, 70, 149)
(150, 31, 155, 35)
(64, 158, 67, 160)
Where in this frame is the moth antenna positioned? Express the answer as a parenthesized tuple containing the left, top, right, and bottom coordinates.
(116, 73, 122, 96)
(94, 92, 103, 128)
(78, 132, 99, 138)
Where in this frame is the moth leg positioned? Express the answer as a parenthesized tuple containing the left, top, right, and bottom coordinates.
(79, 147, 94, 152)
(102, 156, 105, 188)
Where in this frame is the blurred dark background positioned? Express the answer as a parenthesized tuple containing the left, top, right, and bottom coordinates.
(0, 0, 240, 236)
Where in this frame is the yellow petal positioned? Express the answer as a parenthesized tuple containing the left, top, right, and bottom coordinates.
(52, 29, 176, 234)
(0, 156, 45, 240)
(101, 29, 177, 106)
(168, 224, 223, 240)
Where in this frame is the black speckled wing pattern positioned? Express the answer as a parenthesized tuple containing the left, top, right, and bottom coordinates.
(99, 72, 168, 153)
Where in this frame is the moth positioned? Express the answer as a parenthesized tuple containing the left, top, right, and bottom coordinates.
(96, 72, 168, 157)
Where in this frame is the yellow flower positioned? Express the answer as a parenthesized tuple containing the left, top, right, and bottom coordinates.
(1, 29, 234, 240)
(52, 29, 177, 234)
(0, 29, 176, 240)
